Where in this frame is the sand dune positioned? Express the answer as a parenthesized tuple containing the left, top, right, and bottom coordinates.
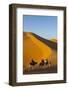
(23, 32, 57, 69)
(32, 33, 57, 50)
(50, 39, 57, 43)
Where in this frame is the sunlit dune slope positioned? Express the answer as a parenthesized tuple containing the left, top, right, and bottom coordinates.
(23, 32, 57, 69)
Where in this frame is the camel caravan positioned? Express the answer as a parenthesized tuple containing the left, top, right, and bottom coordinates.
(29, 59, 51, 70)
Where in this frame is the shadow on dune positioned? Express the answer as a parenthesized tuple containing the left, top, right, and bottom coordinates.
(32, 33, 57, 50)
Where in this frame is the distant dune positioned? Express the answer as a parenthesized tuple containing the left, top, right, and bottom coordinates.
(50, 39, 57, 43)
(23, 32, 57, 70)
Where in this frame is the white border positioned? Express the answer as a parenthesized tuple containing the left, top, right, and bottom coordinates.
(16, 8, 64, 82)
